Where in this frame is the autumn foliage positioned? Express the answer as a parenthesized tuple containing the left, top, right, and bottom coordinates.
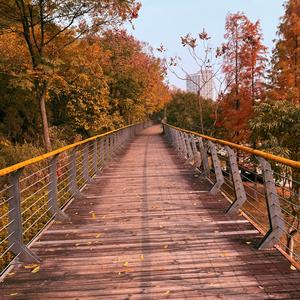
(0, 27, 169, 167)
(217, 12, 267, 142)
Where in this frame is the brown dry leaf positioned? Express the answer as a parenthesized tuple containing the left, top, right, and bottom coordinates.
(95, 233, 102, 238)
(123, 261, 129, 267)
(140, 255, 144, 261)
(8, 272, 15, 276)
(290, 265, 297, 270)
(91, 212, 96, 219)
(221, 252, 229, 257)
(163, 290, 171, 296)
(31, 266, 40, 273)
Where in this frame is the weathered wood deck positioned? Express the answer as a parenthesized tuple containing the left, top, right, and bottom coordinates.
(2, 125, 300, 299)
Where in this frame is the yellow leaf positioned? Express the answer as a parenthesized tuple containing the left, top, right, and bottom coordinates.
(140, 255, 144, 261)
(123, 261, 129, 267)
(163, 290, 171, 295)
(91, 212, 96, 219)
(8, 272, 15, 276)
(95, 233, 102, 238)
(24, 264, 38, 269)
(31, 266, 40, 273)
(290, 265, 297, 270)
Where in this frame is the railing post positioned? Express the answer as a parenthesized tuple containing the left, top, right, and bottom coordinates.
(208, 141, 224, 195)
(225, 146, 247, 215)
(180, 132, 188, 159)
(69, 147, 80, 196)
(93, 140, 98, 174)
(48, 155, 69, 221)
(184, 133, 194, 163)
(198, 138, 210, 175)
(8, 169, 41, 263)
(191, 136, 201, 169)
(83, 143, 91, 182)
(257, 157, 285, 250)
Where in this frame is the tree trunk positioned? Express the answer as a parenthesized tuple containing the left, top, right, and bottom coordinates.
(35, 80, 52, 152)
(197, 91, 204, 134)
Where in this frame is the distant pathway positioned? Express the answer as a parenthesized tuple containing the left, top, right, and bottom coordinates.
(2, 125, 300, 299)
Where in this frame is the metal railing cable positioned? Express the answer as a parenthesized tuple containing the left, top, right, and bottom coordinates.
(0, 122, 149, 275)
(163, 123, 300, 268)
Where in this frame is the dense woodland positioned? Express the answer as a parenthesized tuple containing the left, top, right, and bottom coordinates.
(0, 0, 170, 168)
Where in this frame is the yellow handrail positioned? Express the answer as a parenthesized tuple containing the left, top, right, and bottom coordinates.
(165, 123, 300, 169)
(0, 124, 136, 177)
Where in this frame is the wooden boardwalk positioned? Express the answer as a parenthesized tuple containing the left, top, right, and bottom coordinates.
(2, 125, 300, 299)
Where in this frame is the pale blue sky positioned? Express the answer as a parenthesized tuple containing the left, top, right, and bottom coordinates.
(126, 0, 285, 89)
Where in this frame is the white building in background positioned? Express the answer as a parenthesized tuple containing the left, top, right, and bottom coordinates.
(186, 69, 214, 99)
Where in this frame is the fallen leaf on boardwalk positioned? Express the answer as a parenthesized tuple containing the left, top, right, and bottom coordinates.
(91, 213, 96, 219)
(246, 241, 251, 245)
(123, 261, 129, 267)
(258, 285, 264, 290)
(163, 290, 171, 296)
(75, 212, 79, 215)
(31, 266, 40, 273)
(164, 245, 169, 249)
(75, 243, 81, 247)
(193, 202, 197, 206)
(214, 230, 219, 233)
(221, 252, 229, 257)
(8, 272, 15, 276)
(24, 264, 39, 269)
(140, 255, 144, 261)
(9, 293, 19, 296)
(290, 265, 297, 270)
(87, 242, 92, 245)
(159, 224, 164, 228)
(95, 233, 102, 238)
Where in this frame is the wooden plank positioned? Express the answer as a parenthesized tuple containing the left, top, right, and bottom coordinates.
(1, 125, 300, 299)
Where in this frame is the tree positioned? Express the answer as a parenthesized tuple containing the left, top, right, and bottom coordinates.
(270, 0, 300, 103)
(49, 36, 112, 135)
(166, 90, 216, 134)
(163, 29, 226, 134)
(218, 13, 267, 142)
(101, 30, 170, 126)
(0, 0, 141, 151)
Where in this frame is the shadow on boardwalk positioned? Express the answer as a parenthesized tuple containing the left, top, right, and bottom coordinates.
(2, 125, 300, 300)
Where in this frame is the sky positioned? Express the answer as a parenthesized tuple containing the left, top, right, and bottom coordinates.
(126, 0, 286, 89)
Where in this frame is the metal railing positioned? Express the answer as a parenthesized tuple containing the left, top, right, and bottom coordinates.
(0, 122, 148, 275)
(163, 123, 300, 268)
